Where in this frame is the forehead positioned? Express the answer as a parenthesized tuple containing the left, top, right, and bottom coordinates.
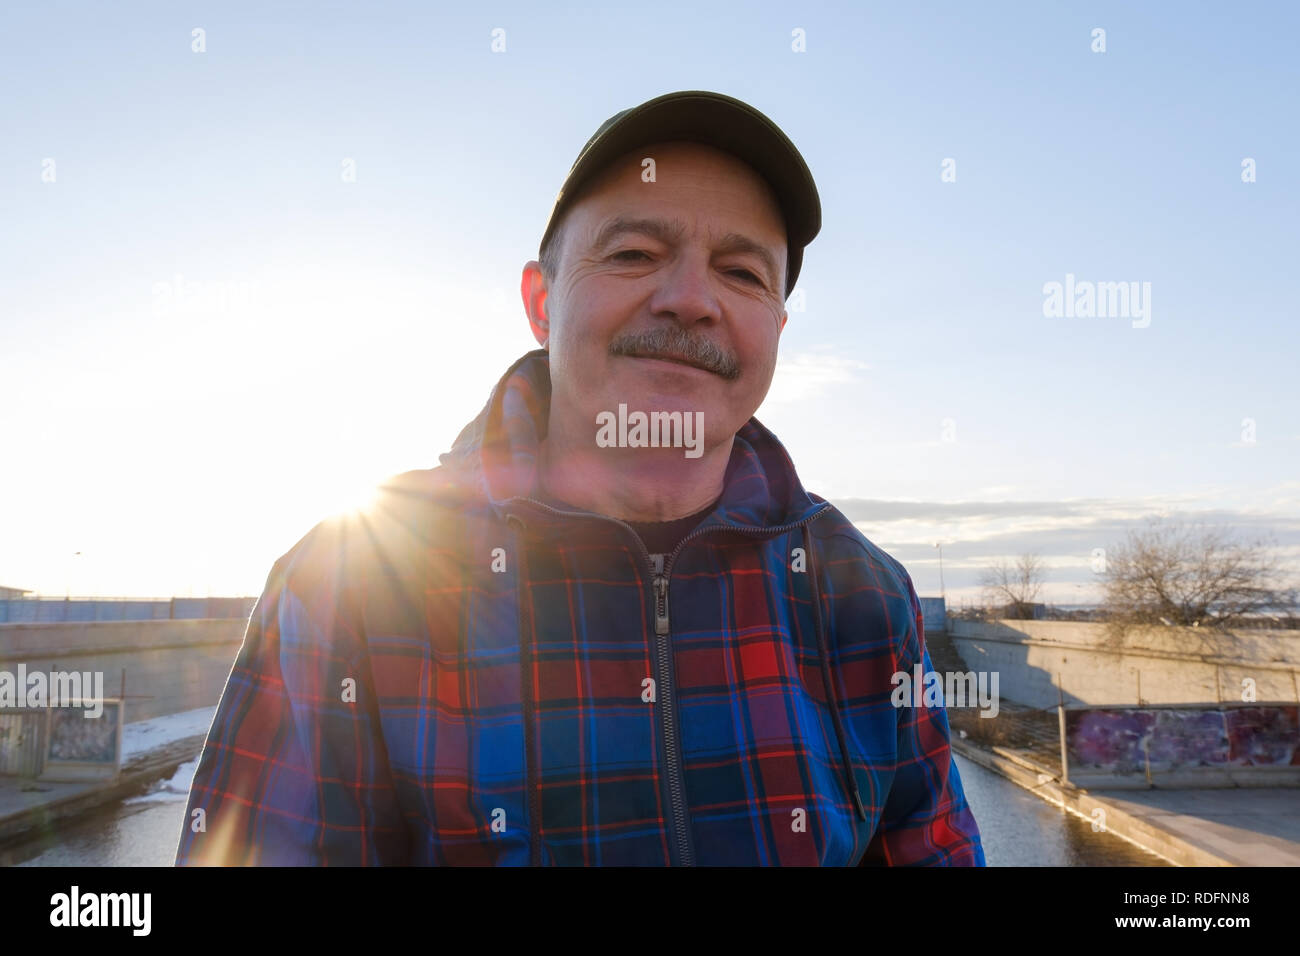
(568, 140, 787, 241)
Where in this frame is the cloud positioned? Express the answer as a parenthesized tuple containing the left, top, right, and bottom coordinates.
(763, 347, 870, 405)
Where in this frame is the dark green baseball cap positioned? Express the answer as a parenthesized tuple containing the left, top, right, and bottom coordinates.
(538, 90, 821, 299)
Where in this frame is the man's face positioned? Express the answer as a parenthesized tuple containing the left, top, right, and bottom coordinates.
(525, 140, 789, 454)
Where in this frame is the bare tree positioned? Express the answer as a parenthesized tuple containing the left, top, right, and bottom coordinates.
(980, 553, 1046, 619)
(1099, 518, 1298, 629)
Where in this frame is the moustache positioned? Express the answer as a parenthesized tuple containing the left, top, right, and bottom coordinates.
(608, 328, 741, 380)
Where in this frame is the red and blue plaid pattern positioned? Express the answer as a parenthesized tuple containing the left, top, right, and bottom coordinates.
(176, 349, 984, 866)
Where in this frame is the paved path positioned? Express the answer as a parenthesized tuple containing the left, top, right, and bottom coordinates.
(1097, 788, 1300, 866)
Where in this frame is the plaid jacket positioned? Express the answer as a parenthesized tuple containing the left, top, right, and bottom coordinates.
(175, 349, 984, 866)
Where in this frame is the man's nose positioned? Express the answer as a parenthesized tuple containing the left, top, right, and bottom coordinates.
(646, 250, 724, 326)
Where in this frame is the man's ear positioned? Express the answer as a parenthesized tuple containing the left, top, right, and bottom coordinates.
(521, 261, 550, 347)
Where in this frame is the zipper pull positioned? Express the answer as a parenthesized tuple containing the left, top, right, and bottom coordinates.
(651, 553, 670, 636)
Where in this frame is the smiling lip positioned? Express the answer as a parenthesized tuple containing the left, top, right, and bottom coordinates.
(626, 352, 714, 374)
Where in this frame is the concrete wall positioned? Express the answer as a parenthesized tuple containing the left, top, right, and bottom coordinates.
(0, 619, 247, 722)
(8, 614, 1298, 722)
(950, 619, 1300, 708)
(0, 597, 256, 624)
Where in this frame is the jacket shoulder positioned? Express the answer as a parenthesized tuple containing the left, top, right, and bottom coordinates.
(265, 464, 486, 608)
(806, 501, 926, 667)
(808, 502, 916, 595)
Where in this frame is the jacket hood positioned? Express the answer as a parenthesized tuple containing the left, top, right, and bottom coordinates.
(437, 348, 827, 530)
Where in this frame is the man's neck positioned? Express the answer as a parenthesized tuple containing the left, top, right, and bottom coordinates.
(538, 415, 731, 523)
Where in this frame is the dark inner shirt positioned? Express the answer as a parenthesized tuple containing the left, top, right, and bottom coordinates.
(543, 492, 719, 555)
(624, 499, 719, 555)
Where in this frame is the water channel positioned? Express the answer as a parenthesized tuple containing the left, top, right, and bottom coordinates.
(5, 753, 1167, 866)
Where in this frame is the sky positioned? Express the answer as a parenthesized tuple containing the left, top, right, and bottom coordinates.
(2, 1, 1297, 604)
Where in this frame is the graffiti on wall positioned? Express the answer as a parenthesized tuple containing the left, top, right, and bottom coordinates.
(1067, 705, 1299, 773)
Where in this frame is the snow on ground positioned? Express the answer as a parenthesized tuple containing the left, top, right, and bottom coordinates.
(118, 707, 215, 804)
(124, 757, 200, 804)
(121, 706, 215, 759)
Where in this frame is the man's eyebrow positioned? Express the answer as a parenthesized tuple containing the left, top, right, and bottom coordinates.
(593, 216, 781, 290)
(592, 216, 687, 251)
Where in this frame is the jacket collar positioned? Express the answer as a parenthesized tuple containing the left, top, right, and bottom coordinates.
(438, 349, 828, 532)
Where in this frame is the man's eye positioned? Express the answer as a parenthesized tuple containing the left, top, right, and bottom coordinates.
(609, 251, 761, 286)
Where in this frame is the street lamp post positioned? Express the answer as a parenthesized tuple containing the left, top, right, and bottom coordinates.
(934, 542, 946, 602)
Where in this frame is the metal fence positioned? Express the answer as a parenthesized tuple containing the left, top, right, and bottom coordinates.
(0, 597, 256, 624)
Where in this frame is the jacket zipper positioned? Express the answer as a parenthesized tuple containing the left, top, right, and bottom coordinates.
(648, 551, 690, 864)
(653, 552, 670, 636)
(505, 495, 832, 867)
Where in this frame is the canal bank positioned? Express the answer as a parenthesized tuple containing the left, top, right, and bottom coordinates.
(930, 628, 1300, 867)
(951, 734, 1300, 866)
(0, 707, 211, 854)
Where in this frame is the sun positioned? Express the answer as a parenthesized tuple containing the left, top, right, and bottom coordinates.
(330, 478, 381, 517)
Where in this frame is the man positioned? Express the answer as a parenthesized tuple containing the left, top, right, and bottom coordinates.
(175, 90, 984, 866)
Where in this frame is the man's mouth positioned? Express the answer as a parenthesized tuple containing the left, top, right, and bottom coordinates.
(625, 351, 715, 374)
